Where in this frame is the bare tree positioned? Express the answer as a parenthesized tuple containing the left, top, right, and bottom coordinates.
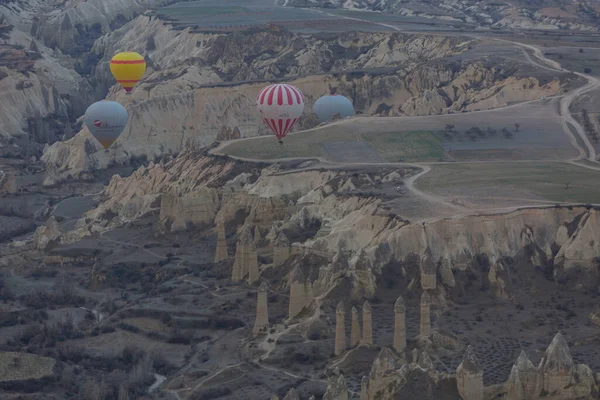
(564, 182, 571, 190)
(514, 123, 520, 132)
(502, 128, 513, 139)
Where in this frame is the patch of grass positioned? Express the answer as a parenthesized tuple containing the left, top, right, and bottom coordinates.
(221, 128, 445, 162)
(417, 162, 600, 203)
(0, 352, 55, 382)
(361, 130, 445, 161)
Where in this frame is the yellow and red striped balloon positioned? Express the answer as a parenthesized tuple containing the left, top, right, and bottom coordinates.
(109, 51, 146, 94)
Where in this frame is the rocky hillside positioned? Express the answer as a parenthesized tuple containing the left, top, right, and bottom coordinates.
(0, 0, 178, 153)
(50, 152, 600, 298)
(41, 15, 564, 186)
(281, 0, 600, 31)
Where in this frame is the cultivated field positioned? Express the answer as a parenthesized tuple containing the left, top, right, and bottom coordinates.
(416, 162, 600, 204)
(221, 99, 577, 163)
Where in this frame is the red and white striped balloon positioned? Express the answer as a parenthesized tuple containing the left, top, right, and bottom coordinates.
(256, 83, 305, 142)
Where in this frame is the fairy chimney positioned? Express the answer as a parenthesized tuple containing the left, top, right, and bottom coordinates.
(514, 351, 539, 399)
(420, 291, 431, 337)
(350, 306, 361, 347)
(505, 365, 526, 400)
(362, 300, 373, 345)
(456, 345, 484, 400)
(360, 375, 369, 400)
(232, 225, 257, 282)
(273, 231, 290, 267)
(394, 296, 406, 354)
(420, 253, 437, 290)
(288, 267, 306, 319)
(538, 332, 573, 394)
(253, 282, 269, 336)
(335, 301, 346, 356)
(214, 217, 229, 264)
(304, 278, 314, 308)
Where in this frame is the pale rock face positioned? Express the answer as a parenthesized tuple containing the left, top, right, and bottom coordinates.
(456, 346, 484, 400)
(322, 374, 349, 400)
(334, 301, 346, 356)
(514, 351, 539, 399)
(538, 332, 573, 394)
(33, 216, 62, 250)
(362, 300, 373, 345)
(282, 388, 300, 400)
(505, 365, 526, 400)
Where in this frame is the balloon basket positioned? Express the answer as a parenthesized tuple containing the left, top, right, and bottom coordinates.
(278, 140, 283, 146)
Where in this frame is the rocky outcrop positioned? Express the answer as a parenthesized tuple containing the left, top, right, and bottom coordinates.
(253, 282, 269, 336)
(456, 346, 484, 400)
(214, 217, 228, 263)
(232, 224, 259, 284)
(322, 374, 349, 400)
(0, 171, 17, 195)
(419, 291, 431, 338)
(33, 216, 61, 250)
(350, 306, 361, 347)
(393, 296, 406, 354)
(361, 300, 373, 345)
(334, 301, 346, 356)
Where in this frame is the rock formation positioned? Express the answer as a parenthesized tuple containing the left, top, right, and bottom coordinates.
(33, 216, 61, 250)
(360, 375, 369, 400)
(232, 225, 259, 284)
(514, 351, 539, 399)
(335, 301, 346, 356)
(253, 282, 268, 336)
(0, 171, 17, 195)
(505, 365, 526, 400)
(393, 296, 406, 354)
(214, 217, 229, 263)
(322, 374, 349, 400)
(273, 231, 290, 267)
(420, 253, 437, 290)
(456, 346, 484, 400)
(420, 291, 431, 337)
(351, 306, 361, 347)
(362, 300, 373, 345)
(283, 388, 299, 400)
(288, 267, 307, 319)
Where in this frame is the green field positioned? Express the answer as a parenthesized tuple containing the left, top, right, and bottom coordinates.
(221, 128, 446, 162)
(158, 6, 250, 18)
(416, 162, 600, 203)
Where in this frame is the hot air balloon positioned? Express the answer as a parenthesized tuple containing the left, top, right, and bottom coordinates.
(110, 51, 146, 94)
(256, 83, 304, 144)
(84, 101, 128, 150)
(313, 94, 354, 123)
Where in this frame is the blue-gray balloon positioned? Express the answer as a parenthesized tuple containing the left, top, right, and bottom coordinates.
(313, 95, 355, 123)
(84, 100, 128, 149)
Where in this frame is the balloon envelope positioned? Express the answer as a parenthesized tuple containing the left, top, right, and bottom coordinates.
(110, 51, 146, 93)
(84, 101, 128, 149)
(313, 94, 354, 123)
(256, 83, 304, 141)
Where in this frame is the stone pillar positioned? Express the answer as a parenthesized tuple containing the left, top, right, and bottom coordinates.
(214, 217, 229, 264)
(420, 253, 437, 290)
(420, 291, 431, 337)
(350, 306, 361, 347)
(362, 300, 373, 345)
(456, 345, 484, 400)
(247, 243, 259, 285)
(394, 296, 406, 354)
(232, 225, 254, 282)
(253, 282, 269, 336)
(288, 267, 306, 319)
(334, 301, 346, 356)
(360, 375, 369, 400)
(304, 278, 313, 308)
(273, 232, 290, 267)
